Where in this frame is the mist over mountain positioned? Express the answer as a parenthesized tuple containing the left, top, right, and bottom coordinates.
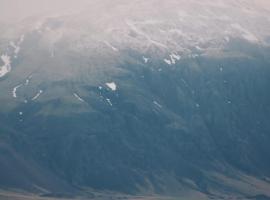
(0, 1, 270, 200)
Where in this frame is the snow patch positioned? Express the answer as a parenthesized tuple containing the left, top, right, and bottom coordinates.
(106, 82, 117, 91)
(169, 55, 176, 64)
(0, 54, 11, 77)
(164, 59, 172, 65)
(143, 56, 149, 63)
(164, 53, 181, 65)
(171, 53, 181, 60)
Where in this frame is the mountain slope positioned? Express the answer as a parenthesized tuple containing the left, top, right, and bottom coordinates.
(0, 0, 270, 199)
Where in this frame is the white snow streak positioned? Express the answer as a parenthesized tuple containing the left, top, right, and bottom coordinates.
(32, 90, 43, 100)
(9, 35, 24, 58)
(73, 93, 85, 102)
(12, 84, 23, 98)
(104, 41, 119, 52)
(153, 101, 162, 108)
(106, 98, 113, 106)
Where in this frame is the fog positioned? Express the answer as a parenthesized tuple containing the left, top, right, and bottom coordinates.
(1, 0, 270, 52)
(0, 0, 90, 22)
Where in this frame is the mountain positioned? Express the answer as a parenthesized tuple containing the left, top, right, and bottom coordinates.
(0, 0, 270, 199)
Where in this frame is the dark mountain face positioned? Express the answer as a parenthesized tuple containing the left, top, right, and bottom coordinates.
(0, 1, 270, 199)
(1, 35, 270, 198)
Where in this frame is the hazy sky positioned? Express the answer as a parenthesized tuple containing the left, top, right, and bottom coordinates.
(1, 0, 270, 23)
(0, 0, 90, 22)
